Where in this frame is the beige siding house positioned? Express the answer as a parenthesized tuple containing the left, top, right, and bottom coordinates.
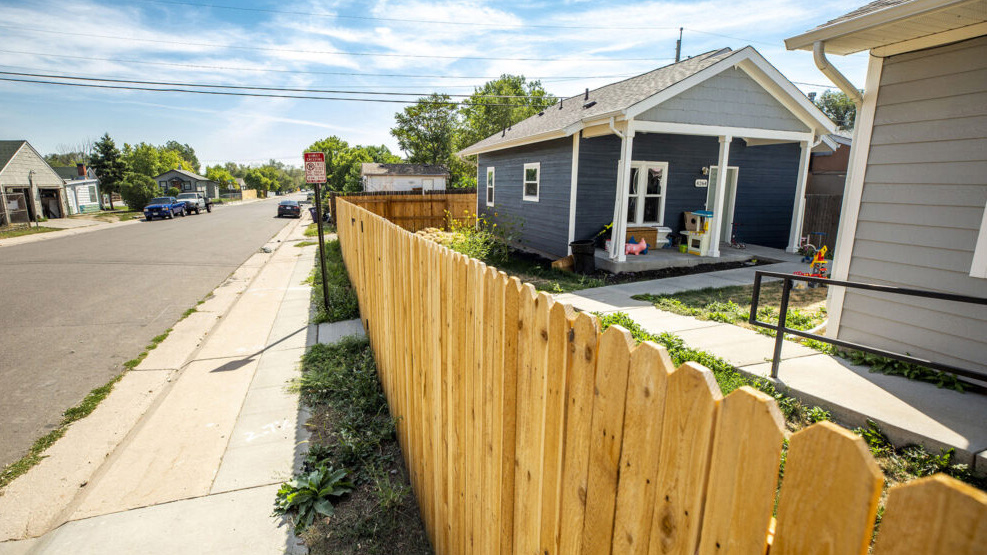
(787, 0, 987, 379)
(360, 163, 448, 192)
(0, 140, 68, 224)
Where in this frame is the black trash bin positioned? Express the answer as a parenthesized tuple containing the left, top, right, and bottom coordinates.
(569, 240, 596, 274)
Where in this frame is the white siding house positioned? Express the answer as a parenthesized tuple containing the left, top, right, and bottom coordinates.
(0, 140, 68, 223)
(787, 0, 987, 379)
(55, 164, 102, 214)
(360, 163, 449, 192)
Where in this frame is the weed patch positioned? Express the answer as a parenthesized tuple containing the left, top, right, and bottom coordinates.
(294, 240, 318, 247)
(284, 337, 430, 554)
(310, 239, 360, 324)
(0, 226, 57, 240)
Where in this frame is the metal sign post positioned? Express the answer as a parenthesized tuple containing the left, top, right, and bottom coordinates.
(304, 152, 330, 312)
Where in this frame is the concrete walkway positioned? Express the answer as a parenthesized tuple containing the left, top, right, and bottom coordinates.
(555, 256, 987, 472)
(0, 217, 319, 553)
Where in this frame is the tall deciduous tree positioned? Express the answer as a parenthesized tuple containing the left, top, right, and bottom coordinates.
(89, 133, 126, 209)
(391, 94, 459, 166)
(457, 75, 553, 149)
(813, 90, 857, 131)
(163, 140, 200, 173)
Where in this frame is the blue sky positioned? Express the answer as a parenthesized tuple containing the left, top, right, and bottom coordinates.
(0, 0, 868, 169)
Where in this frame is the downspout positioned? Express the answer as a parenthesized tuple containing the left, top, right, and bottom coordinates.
(608, 117, 626, 260)
(813, 41, 862, 106)
(608, 117, 624, 139)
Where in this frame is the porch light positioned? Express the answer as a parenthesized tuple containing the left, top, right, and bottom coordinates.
(701, 166, 709, 176)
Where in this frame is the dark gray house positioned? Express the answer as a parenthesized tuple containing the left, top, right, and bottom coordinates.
(787, 0, 987, 378)
(459, 47, 836, 264)
(154, 168, 219, 199)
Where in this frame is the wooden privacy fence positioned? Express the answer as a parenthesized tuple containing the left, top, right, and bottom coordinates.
(330, 189, 476, 232)
(802, 194, 842, 253)
(336, 199, 987, 555)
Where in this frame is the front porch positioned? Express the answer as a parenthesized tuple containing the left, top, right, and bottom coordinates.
(595, 242, 800, 274)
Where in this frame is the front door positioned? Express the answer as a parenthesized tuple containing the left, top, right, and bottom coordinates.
(625, 161, 668, 225)
(706, 166, 739, 242)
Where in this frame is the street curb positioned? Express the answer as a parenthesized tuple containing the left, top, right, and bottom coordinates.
(0, 219, 141, 249)
(0, 216, 304, 542)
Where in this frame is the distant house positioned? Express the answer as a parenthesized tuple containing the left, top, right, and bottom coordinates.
(54, 163, 102, 214)
(154, 168, 219, 199)
(459, 47, 836, 262)
(0, 140, 68, 224)
(786, 0, 987, 376)
(360, 163, 449, 192)
(809, 133, 852, 196)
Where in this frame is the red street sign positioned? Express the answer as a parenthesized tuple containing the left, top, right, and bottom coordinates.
(304, 152, 326, 183)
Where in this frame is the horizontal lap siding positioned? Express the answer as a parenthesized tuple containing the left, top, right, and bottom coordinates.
(573, 134, 798, 249)
(478, 138, 572, 258)
(839, 36, 987, 376)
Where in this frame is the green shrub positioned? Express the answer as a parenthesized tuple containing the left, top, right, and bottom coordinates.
(119, 174, 160, 211)
(165, 186, 181, 197)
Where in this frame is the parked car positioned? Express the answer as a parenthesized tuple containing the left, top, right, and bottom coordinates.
(277, 199, 301, 218)
(144, 197, 185, 220)
(175, 192, 212, 214)
(304, 192, 314, 204)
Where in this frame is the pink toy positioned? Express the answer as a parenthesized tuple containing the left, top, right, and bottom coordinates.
(625, 237, 648, 255)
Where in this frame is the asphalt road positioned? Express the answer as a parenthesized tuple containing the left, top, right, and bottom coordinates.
(0, 196, 302, 468)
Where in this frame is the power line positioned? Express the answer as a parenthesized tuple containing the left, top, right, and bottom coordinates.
(0, 76, 560, 106)
(0, 70, 564, 99)
(0, 52, 636, 84)
(138, 0, 678, 31)
(0, 25, 673, 63)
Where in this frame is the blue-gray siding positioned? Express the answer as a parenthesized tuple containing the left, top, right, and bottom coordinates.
(574, 133, 800, 248)
(638, 69, 809, 133)
(477, 138, 572, 258)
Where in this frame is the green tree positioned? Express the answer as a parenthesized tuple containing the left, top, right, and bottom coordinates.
(205, 166, 237, 189)
(391, 94, 459, 166)
(89, 133, 126, 209)
(119, 172, 158, 211)
(307, 136, 351, 191)
(813, 90, 857, 131)
(243, 168, 274, 197)
(162, 140, 200, 173)
(457, 75, 553, 149)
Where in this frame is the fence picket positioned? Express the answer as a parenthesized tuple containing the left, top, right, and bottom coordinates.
(499, 277, 522, 555)
(612, 342, 674, 555)
(872, 474, 987, 555)
(772, 421, 883, 555)
(696, 386, 785, 555)
(558, 313, 600, 555)
(648, 362, 722, 555)
(581, 325, 634, 553)
(539, 302, 574, 555)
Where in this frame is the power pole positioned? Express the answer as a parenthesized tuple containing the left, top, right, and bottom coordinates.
(675, 27, 683, 62)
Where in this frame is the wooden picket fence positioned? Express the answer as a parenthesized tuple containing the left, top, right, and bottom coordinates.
(335, 199, 987, 555)
(330, 189, 476, 232)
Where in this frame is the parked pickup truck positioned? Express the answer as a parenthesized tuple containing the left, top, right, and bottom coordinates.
(176, 192, 213, 215)
(144, 197, 186, 220)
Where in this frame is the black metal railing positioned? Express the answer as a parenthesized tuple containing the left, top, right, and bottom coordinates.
(749, 271, 987, 382)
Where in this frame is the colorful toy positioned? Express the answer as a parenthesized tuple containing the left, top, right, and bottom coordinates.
(625, 237, 648, 256)
(794, 245, 829, 287)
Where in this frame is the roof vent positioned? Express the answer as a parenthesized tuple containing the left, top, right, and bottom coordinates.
(584, 88, 589, 101)
(537, 111, 545, 116)
(501, 128, 506, 137)
(559, 98, 563, 110)
(583, 100, 596, 109)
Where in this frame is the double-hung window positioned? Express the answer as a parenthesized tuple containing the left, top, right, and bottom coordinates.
(486, 167, 495, 207)
(625, 162, 668, 225)
(523, 163, 540, 202)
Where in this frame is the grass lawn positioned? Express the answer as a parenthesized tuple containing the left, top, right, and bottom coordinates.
(310, 238, 359, 324)
(0, 225, 57, 240)
(305, 223, 336, 238)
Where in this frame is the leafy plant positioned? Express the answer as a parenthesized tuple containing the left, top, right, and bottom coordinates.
(310, 239, 360, 324)
(840, 350, 964, 392)
(274, 466, 354, 532)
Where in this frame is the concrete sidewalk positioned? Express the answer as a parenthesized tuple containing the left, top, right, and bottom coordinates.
(0, 217, 319, 553)
(555, 260, 987, 472)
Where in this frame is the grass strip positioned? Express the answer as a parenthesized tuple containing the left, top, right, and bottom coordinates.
(286, 336, 430, 554)
(0, 226, 57, 240)
(310, 239, 359, 324)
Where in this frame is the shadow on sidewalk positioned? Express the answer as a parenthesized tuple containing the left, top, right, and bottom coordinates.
(207, 326, 308, 373)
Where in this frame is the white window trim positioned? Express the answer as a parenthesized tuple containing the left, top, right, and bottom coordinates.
(971, 199, 987, 279)
(624, 160, 669, 226)
(486, 167, 495, 207)
(522, 162, 540, 202)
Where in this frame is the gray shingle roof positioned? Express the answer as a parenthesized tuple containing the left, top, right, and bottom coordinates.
(460, 49, 735, 154)
(0, 140, 27, 174)
(360, 163, 449, 176)
(156, 168, 211, 181)
(812, 0, 911, 31)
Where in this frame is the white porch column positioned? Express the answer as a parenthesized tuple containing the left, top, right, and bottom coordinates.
(609, 127, 636, 262)
(707, 135, 732, 258)
(787, 140, 812, 252)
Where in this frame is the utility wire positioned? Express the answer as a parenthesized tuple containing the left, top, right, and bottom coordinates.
(138, 0, 678, 30)
(0, 50, 636, 83)
(0, 76, 560, 106)
(0, 70, 565, 98)
(0, 25, 673, 62)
